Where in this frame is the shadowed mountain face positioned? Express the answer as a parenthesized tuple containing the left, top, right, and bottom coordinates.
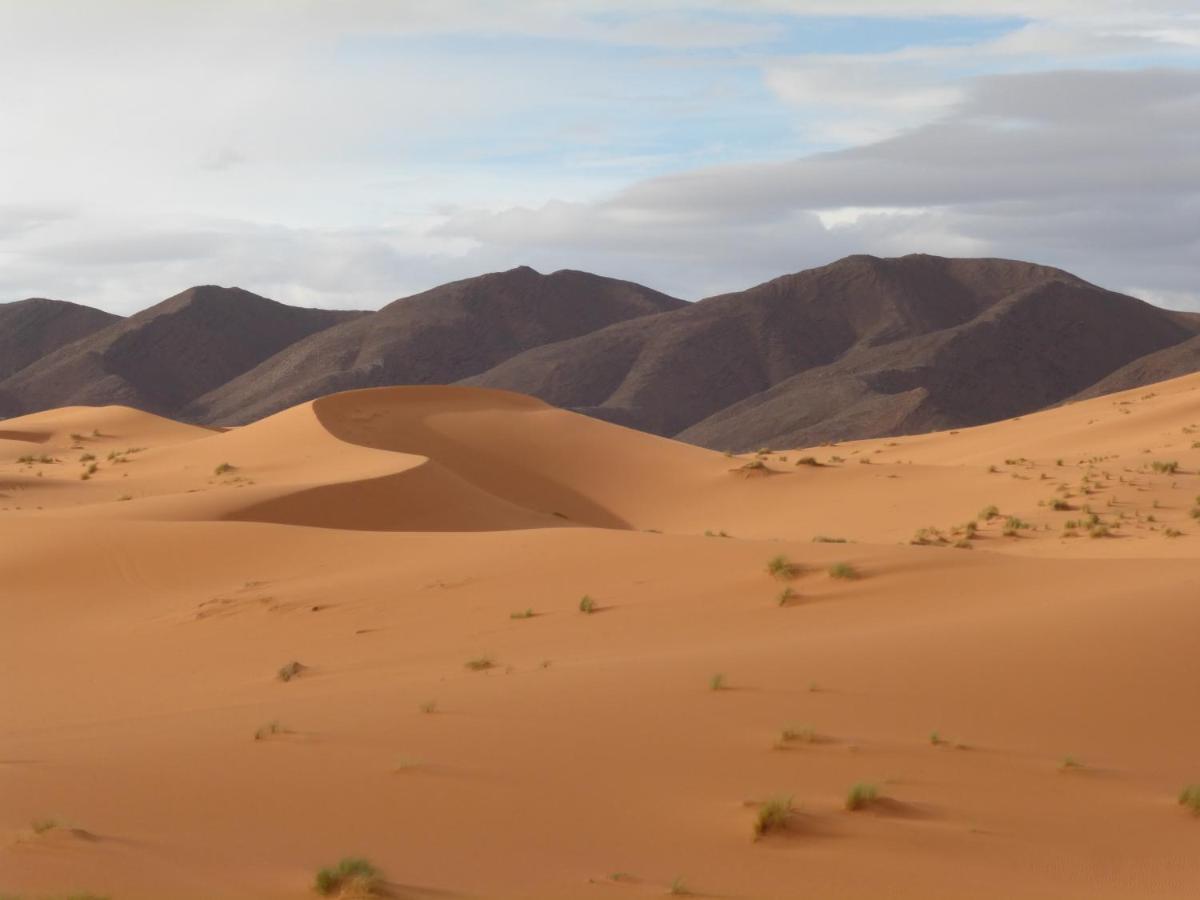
(0, 298, 119, 381)
(0, 286, 362, 417)
(466, 255, 1199, 447)
(184, 266, 687, 424)
(2, 256, 1198, 447)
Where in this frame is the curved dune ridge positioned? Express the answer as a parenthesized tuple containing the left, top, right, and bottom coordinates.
(3, 375, 1200, 899)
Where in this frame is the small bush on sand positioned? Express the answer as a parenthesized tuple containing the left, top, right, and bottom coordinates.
(578, 595, 596, 614)
(780, 725, 816, 744)
(1179, 784, 1200, 815)
(845, 782, 879, 811)
(1060, 755, 1084, 771)
(315, 857, 383, 897)
(30, 817, 59, 834)
(510, 608, 535, 619)
(753, 795, 794, 838)
(709, 673, 726, 691)
(979, 505, 1000, 521)
(668, 875, 689, 895)
(419, 700, 437, 714)
(277, 660, 305, 682)
(254, 720, 285, 741)
(214, 462, 236, 476)
(766, 555, 797, 579)
(777, 586, 796, 606)
(795, 456, 821, 467)
(1152, 460, 1179, 474)
(465, 655, 495, 671)
(811, 535, 847, 543)
(828, 562, 859, 580)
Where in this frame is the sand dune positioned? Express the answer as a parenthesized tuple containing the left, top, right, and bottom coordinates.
(4, 376, 1200, 899)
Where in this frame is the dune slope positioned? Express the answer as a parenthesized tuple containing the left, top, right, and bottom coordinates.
(4, 377, 1200, 899)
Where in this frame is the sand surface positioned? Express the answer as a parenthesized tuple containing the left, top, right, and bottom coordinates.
(4, 379, 1200, 899)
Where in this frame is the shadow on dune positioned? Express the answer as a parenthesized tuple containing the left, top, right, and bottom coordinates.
(304, 387, 635, 531)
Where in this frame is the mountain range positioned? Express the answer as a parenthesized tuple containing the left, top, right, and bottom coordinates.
(3, 254, 1197, 449)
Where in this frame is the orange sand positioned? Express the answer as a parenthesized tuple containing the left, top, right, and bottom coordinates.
(4, 377, 1200, 898)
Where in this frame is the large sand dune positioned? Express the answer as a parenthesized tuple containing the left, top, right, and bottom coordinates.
(4, 376, 1200, 898)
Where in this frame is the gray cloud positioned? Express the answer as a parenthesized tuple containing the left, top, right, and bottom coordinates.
(438, 68, 1200, 306)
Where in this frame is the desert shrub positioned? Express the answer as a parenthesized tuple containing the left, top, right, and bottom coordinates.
(578, 595, 596, 614)
(911, 527, 946, 546)
(811, 535, 847, 543)
(1165, 528, 1184, 538)
(1152, 460, 1179, 474)
(464, 656, 494, 671)
(668, 876, 689, 895)
(795, 456, 821, 467)
(753, 795, 794, 838)
(828, 562, 859, 580)
(254, 720, 284, 741)
(277, 661, 305, 682)
(30, 817, 59, 834)
(1049, 498, 1070, 511)
(780, 725, 816, 744)
(777, 586, 796, 606)
(979, 505, 999, 520)
(1179, 784, 1200, 815)
(709, 673, 726, 691)
(419, 700, 437, 714)
(214, 462, 236, 476)
(315, 857, 383, 897)
(765, 555, 796, 579)
(1060, 755, 1084, 771)
(510, 608, 535, 619)
(845, 782, 878, 811)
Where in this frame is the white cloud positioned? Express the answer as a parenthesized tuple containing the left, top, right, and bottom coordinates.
(0, 2, 1198, 312)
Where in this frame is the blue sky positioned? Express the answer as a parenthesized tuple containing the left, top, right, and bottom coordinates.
(0, 1, 1197, 311)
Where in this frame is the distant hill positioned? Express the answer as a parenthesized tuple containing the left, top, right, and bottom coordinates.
(0, 286, 361, 417)
(184, 266, 686, 424)
(0, 297, 119, 381)
(3, 257, 1198, 447)
(467, 255, 1198, 447)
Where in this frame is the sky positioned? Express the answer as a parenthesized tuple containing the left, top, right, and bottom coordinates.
(0, 1, 1197, 313)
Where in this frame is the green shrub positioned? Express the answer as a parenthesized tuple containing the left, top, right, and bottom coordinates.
(766, 555, 796, 579)
(828, 562, 859, 580)
(777, 586, 796, 606)
(753, 795, 793, 838)
(277, 661, 305, 682)
(845, 782, 878, 811)
(578, 595, 596, 614)
(709, 673, 726, 691)
(314, 857, 383, 897)
(1179, 784, 1200, 815)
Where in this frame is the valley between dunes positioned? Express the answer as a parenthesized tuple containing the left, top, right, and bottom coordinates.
(4, 376, 1200, 899)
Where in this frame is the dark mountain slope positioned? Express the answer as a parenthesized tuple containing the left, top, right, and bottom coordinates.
(0, 298, 119, 380)
(0, 286, 360, 417)
(678, 279, 1197, 449)
(185, 266, 685, 424)
(464, 255, 1096, 437)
